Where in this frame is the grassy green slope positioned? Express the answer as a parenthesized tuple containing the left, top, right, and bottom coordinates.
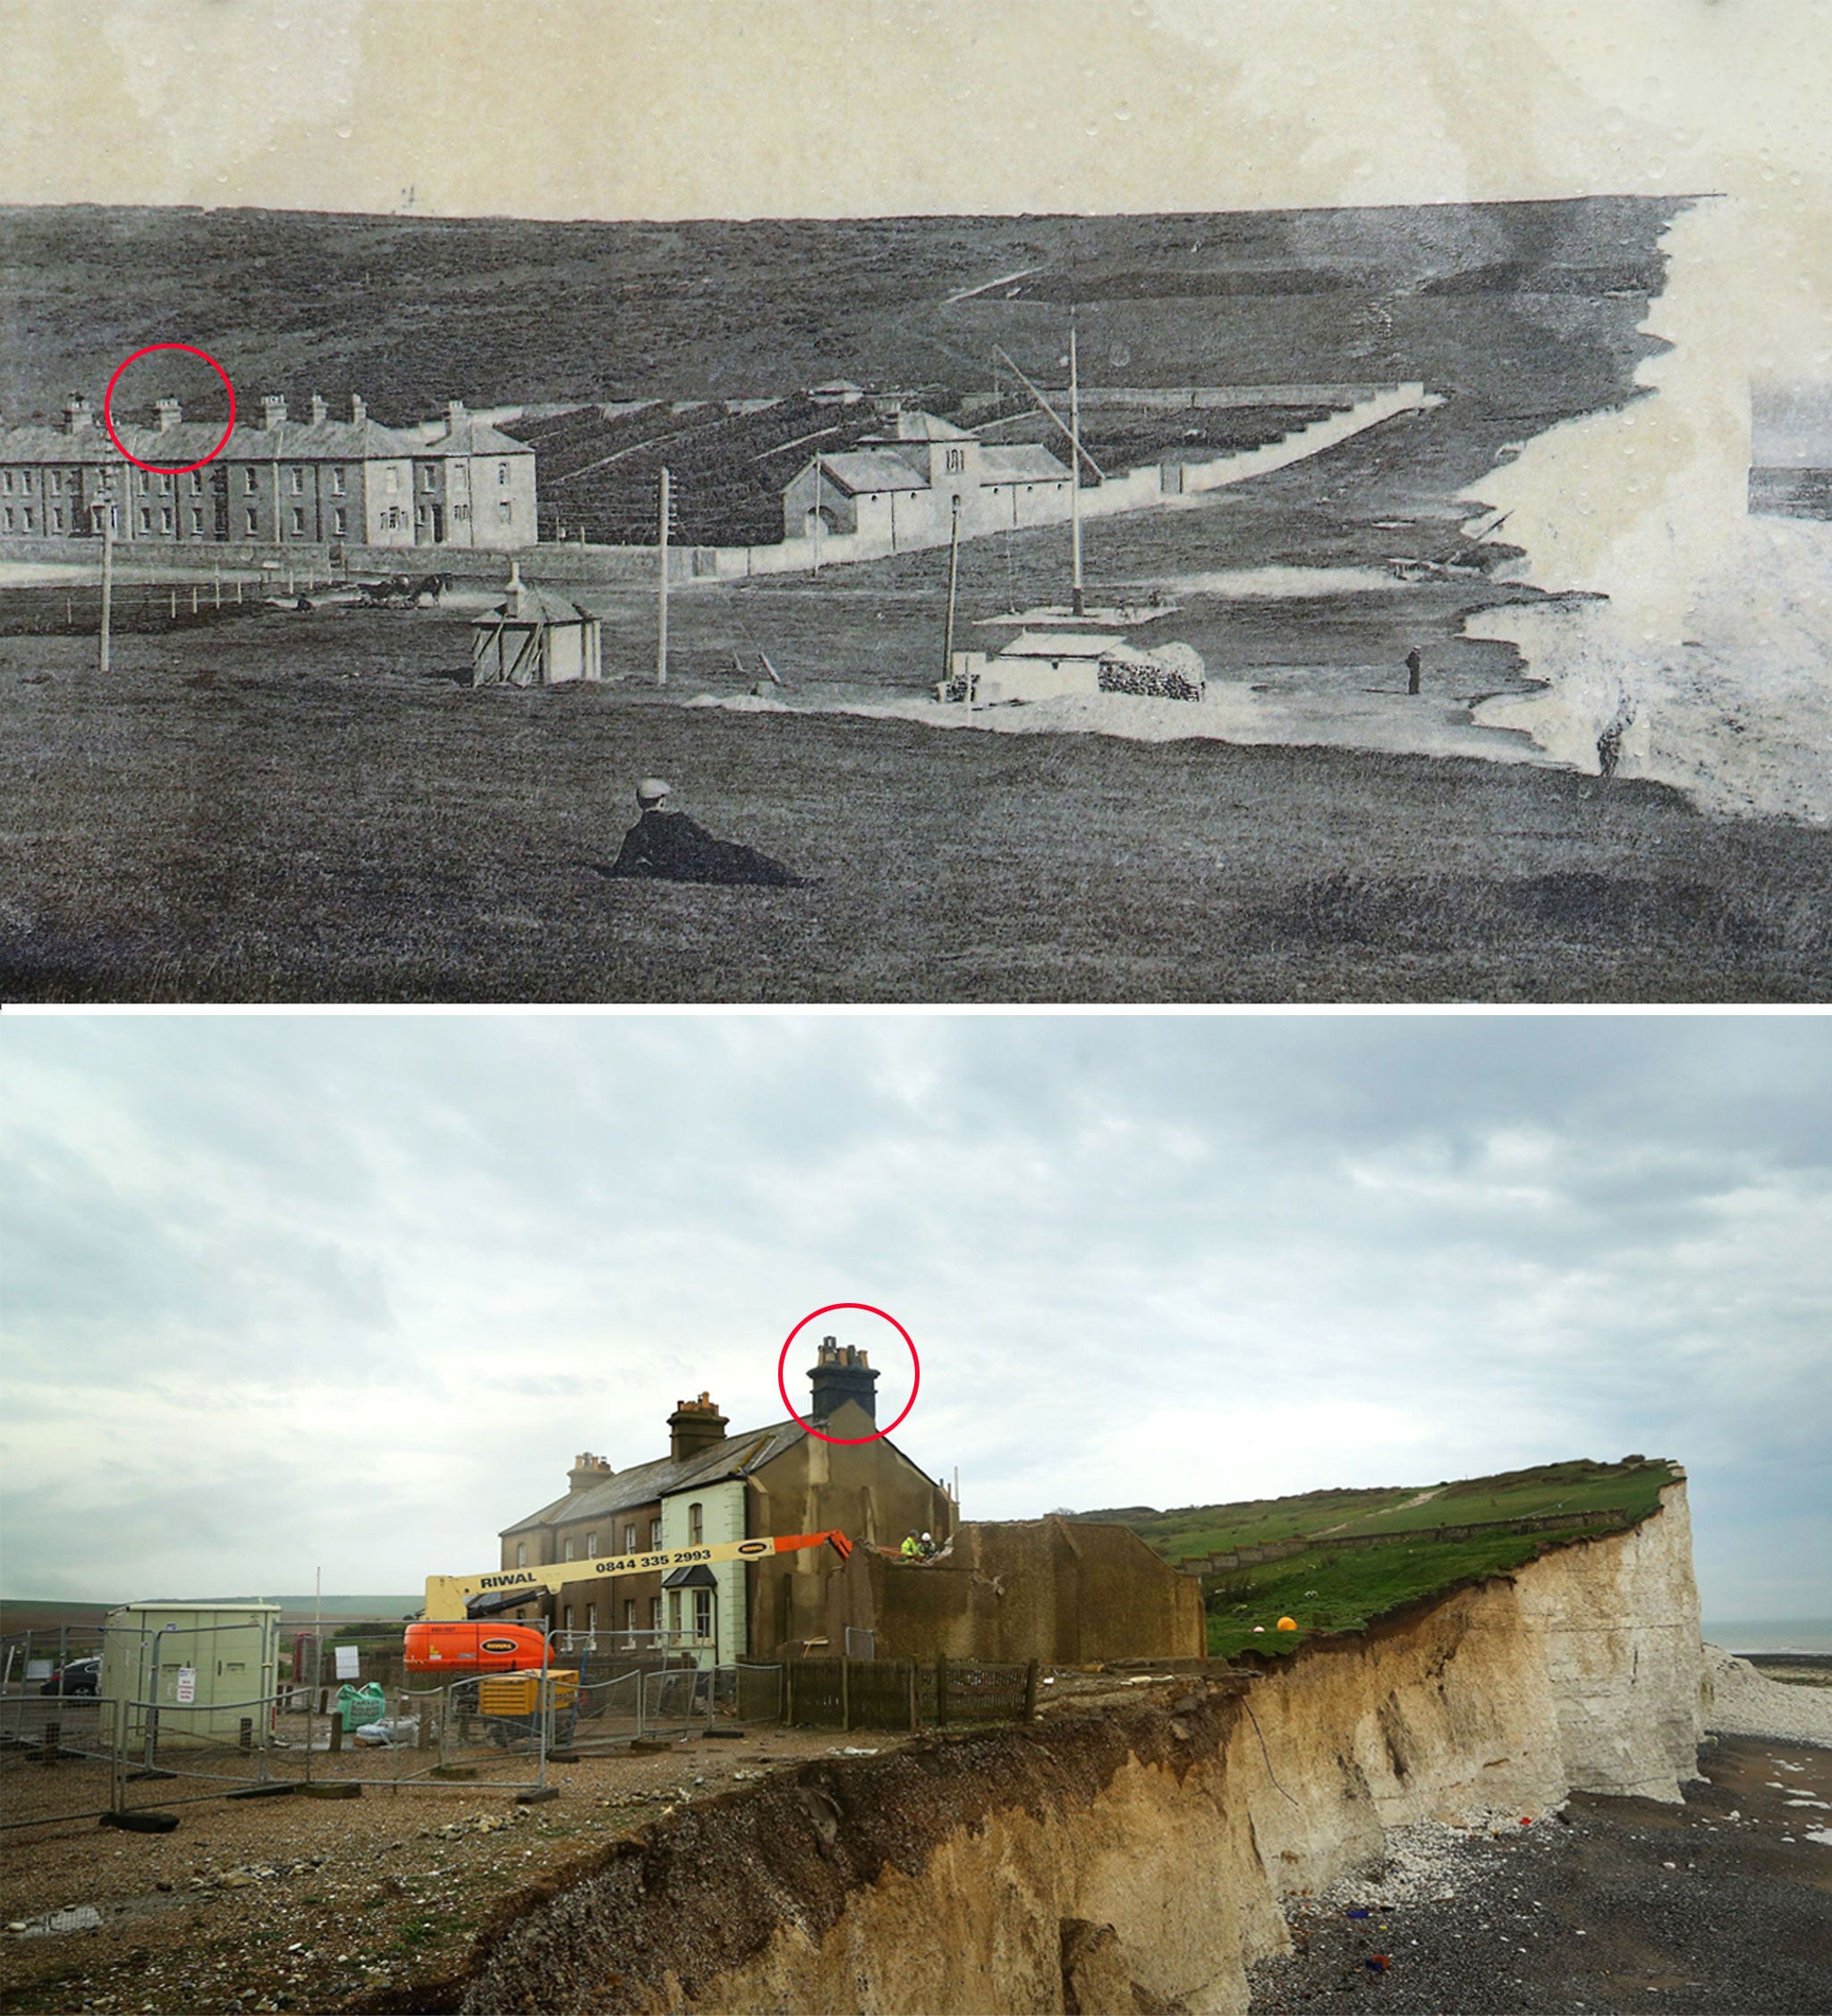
(1075, 1456, 1681, 1659)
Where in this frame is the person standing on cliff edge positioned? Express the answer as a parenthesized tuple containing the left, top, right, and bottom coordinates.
(1405, 646, 1423, 695)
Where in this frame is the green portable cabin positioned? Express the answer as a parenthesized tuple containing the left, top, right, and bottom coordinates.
(99, 1600, 281, 1748)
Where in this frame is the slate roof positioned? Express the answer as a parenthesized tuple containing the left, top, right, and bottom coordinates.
(980, 444, 1073, 484)
(501, 1419, 807, 1535)
(424, 416, 535, 458)
(0, 416, 428, 467)
(998, 630, 1149, 663)
(471, 582, 595, 626)
(865, 410, 975, 443)
(812, 450, 928, 496)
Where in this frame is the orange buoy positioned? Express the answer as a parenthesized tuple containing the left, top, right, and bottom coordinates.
(1276, 1616, 1298, 1631)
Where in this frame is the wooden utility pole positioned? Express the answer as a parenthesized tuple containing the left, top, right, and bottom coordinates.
(942, 494, 963, 694)
(657, 465, 670, 686)
(96, 501, 114, 673)
(1069, 318, 1084, 618)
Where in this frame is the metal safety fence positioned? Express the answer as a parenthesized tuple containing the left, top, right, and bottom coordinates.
(2, 1615, 559, 1836)
(784, 1655, 1039, 1733)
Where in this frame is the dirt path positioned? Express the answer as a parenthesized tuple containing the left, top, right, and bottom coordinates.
(1313, 1485, 1444, 1540)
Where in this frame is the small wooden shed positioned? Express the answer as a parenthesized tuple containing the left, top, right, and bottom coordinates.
(471, 565, 602, 686)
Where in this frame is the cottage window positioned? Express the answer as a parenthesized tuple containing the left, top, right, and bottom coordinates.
(497, 501, 513, 525)
(138, 470, 149, 491)
(562, 1605, 572, 1634)
(584, 1603, 595, 1636)
(587, 1531, 598, 1557)
(946, 447, 965, 474)
(0, 471, 12, 492)
(667, 1592, 682, 1634)
(496, 461, 510, 486)
(51, 507, 64, 530)
(623, 1523, 638, 1553)
(693, 1588, 713, 1640)
(289, 467, 304, 495)
(687, 1503, 703, 1544)
(49, 472, 62, 495)
(244, 468, 258, 493)
(516, 1542, 527, 1568)
(454, 504, 470, 521)
(623, 1600, 637, 1632)
(190, 471, 202, 493)
(331, 508, 346, 536)
(139, 507, 151, 530)
(21, 509, 32, 532)
(159, 508, 172, 532)
(649, 1518, 661, 1549)
(563, 1537, 575, 1562)
(244, 509, 258, 535)
(1, 508, 13, 531)
(159, 473, 173, 495)
(191, 511, 202, 533)
(330, 469, 345, 496)
(649, 1596, 664, 1632)
(421, 466, 435, 489)
(290, 507, 304, 535)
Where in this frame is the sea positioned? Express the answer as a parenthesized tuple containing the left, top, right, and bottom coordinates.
(1701, 1618, 1832, 1655)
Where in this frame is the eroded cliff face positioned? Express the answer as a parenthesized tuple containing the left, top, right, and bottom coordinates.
(457, 1484, 1703, 2016)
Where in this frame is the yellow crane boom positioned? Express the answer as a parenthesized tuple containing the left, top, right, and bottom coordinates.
(423, 1529, 852, 1621)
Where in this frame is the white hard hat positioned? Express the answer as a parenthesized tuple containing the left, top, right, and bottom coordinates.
(921, 1532, 932, 1541)
(636, 777, 672, 806)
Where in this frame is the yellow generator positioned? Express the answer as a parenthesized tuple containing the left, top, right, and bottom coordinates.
(476, 1668, 579, 1719)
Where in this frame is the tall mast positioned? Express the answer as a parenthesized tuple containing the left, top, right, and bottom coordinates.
(657, 465, 670, 686)
(1069, 318, 1084, 618)
(942, 493, 963, 693)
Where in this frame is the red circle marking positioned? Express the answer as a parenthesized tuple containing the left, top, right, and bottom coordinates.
(777, 1304, 919, 1446)
(103, 345, 237, 474)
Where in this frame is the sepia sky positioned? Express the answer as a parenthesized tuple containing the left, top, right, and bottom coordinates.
(2, 1012, 1828, 1623)
(2, 0, 1828, 224)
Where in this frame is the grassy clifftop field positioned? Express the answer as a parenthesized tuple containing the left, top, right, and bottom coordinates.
(1073, 1456, 1683, 1658)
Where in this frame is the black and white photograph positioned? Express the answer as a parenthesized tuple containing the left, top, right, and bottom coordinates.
(3, 7, 1831, 2015)
(1, 2, 1828, 1001)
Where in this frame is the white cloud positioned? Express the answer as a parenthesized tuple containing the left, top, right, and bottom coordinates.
(1, 1014, 1828, 1619)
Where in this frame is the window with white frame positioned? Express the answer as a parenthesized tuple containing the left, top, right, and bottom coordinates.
(516, 1542, 527, 1568)
(586, 1531, 598, 1557)
(649, 1518, 661, 1549)
(687, 1503, 703, 1544)
(563, 1536, 575, 1562)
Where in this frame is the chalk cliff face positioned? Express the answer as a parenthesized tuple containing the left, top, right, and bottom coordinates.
(459, 1484, 1703, 2016)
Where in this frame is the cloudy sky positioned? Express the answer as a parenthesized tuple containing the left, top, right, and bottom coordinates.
(1, 1012, 1827, 1627)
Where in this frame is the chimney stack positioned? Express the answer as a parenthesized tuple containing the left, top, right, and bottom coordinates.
(261, 394, 287, 430)
(807, 1336, 878, 1426)
(310, 394, 328, 425)
(155, 397, 182, 431)
(567, 1451, 613, 1494)
(447, 398, 467, 427)
(64, 393, 94, 434)
(667, 1392, 728, 1463)
(350, 393, 367, 425)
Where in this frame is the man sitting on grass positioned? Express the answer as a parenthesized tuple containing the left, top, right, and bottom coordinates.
(608, 778, 807, 886)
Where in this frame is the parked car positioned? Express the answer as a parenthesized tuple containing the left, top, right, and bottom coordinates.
(38, 1656, 100, 1696)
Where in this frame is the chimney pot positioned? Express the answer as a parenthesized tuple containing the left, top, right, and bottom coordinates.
(261, 394, 287, 429)
(807, 1337, 879, 1427)
(448, 398, 466, 423)
(310, 394, 328, 424)
(155, 397, 182, 431)
(668, 1392, 728, 1462)
(350, 394, 367, 425)
(64, 393, 94, 434)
